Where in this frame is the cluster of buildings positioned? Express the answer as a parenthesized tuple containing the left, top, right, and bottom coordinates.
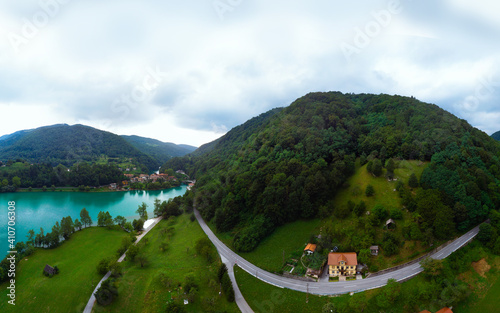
(124, 173, 177, 184)
(109, 173, 178, 189)
(303, 244, 360, 278)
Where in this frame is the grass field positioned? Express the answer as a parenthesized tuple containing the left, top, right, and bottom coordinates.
(333, 160, 428, 211)
(0, 227, 128, 313)
(93, 214, 239, 313)
(235, 265, 345, 312)
(238, 219, 322, 272)
(454, 253, 500, 313)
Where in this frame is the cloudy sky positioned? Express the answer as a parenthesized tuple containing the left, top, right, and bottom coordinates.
(0, 0, 499, 146)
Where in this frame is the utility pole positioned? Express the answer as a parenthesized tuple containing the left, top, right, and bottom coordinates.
(306, 283, 309, 303)
(283, 249, 285, 265)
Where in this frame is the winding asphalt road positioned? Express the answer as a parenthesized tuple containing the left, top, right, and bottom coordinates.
(195, 208, 481, 300)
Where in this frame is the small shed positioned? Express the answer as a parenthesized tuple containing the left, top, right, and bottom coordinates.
(370, 245, 379, 256)
(385, 219, 396, 229)
(44, 264, 55, 276)
(304, 243, 317, 255)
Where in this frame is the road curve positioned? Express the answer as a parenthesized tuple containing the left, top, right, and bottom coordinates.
(195, 209, 480, 296)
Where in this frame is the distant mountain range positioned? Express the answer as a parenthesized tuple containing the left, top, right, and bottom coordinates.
(0, 124, 196, 171)
(491, 131, 500, 141)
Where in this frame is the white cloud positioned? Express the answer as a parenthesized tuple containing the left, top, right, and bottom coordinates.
(0, 0, 499, 145)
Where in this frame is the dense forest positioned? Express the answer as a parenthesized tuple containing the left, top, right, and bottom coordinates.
(0, 161, 126, 190)
(165, 92, 500, 252)
(0, 124, 194, 171)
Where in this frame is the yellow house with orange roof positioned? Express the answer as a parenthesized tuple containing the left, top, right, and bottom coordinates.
(328, 252, 358, 277)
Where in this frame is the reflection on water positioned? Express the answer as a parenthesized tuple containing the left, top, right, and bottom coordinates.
(0, 186, 187, 253)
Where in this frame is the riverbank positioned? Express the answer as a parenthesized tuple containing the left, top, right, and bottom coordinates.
(13, 184, 185, 193)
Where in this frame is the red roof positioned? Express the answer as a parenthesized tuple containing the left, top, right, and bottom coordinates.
(435, 308, 453, 313)
(328, 253, 358, 266)
(304, 243, 317, 252)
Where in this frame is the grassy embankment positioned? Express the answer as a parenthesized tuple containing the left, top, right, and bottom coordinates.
(93, 214, 239, 313)
(0, 227, 128, 313)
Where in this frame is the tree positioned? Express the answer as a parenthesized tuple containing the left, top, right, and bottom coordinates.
(132, 219, 144, 232)
(114, 216, 126, 227)
(80, 208, 92, 227)
(97, 258, 111, 275)
(60, 216, 74, 239)
(420, 257, 443, 278)
(373, 204, 389, 222)
(12, 176, 21, 188)
(165, 302, 186, 313)
(97, 211, 106, 227)
(354, 201, 367, 216)
(95, 278, 118, 306)
(74, 219, 82, 231)
(478, 223, 494, 243)
(408, 173, 419, 188)
(322, 302, 336, 313)
(153, 198, 162, 217)
(136, 202, 148, 220)
(372, 159, 383, 177)
(124, 221, 133, 232)
(386, 159, 395, 177)
(26, 229, 35, 245)
(357, 248, 372, 265)
(127, 244, 139, 261)
(365, 185, 375, 197)
(376, 278, 401, 309)
(217, 263, 228, 283)
(135, 252, 149, 268)
(104, 211, 114, 228)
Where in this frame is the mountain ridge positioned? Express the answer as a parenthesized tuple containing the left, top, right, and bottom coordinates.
(0, 124, 195, 171)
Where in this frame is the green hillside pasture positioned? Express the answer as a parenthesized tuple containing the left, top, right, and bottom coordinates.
(238, 219, 322, 273)
(93, 215, 239, 313)
(333, 160, 428, 210)
(0, 227, 128, 313)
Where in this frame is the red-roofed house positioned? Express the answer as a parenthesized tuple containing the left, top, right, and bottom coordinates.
(304, 243, 317, 255)
(435, 308, 453, 313)
(328, 252, 358, 277)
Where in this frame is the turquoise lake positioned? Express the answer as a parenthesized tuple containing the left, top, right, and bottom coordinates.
(0, 186, 187, 254)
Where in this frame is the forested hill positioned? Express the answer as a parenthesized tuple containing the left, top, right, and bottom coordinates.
(492, 131, 500, 141)
(0, 124, 156, 170)
(121, 135, 197, 166)
(166, 92, 500, 252)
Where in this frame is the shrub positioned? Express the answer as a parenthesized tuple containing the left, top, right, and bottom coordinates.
(365, 185, 375, 197)
(95, 278, 118, 306)
(97, 258, 111, 275)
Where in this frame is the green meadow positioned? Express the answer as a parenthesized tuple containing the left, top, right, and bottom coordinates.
(93, 214, 239, 313)
(0, 227, 128, 313)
